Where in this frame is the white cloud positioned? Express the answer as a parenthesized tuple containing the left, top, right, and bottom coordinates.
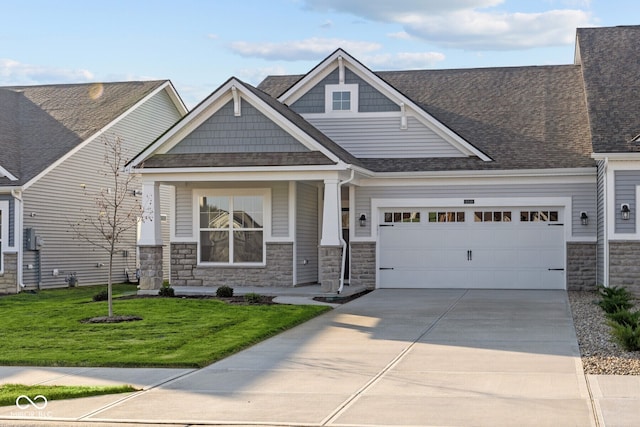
(320, 20, 333, 29)
(387, 31, 412, 40)
(401, 9, 591, 49)
(229, 37, 381, 60)
(0, 58, 94, 85)
(236, 66, 290, 85)
(301, 0, 594, 50)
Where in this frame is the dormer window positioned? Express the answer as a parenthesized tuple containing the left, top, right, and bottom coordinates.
(325, 83, 358, 114)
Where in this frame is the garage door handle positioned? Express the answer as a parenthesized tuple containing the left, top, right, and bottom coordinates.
(548, 268, 565, 271)
(379, 267, 395, 270)
(467, 250, 472, 261)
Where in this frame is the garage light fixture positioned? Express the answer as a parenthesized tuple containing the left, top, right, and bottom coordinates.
(580, 211, 589, 226)
(621, 204, 631, 220)
(359, 213, 367, 227)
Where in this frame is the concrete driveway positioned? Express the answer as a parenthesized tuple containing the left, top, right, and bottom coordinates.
(0, 289, 596, 426)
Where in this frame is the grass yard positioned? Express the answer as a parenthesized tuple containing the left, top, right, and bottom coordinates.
(1, 384, 137, 407)
(0, 284, 331, 368)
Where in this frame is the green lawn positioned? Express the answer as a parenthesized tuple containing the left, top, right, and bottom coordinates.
(0, 284, 331, 368)
(1, 384, 137, 407)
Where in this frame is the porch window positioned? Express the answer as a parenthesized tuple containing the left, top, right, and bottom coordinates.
(199, 195, 264, 264)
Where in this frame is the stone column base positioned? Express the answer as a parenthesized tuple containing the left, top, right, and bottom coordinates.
(319, 246, 342, 293)
(139, 245, 163, 290)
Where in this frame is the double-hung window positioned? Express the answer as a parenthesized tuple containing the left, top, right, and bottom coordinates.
(197, 191, 266, 264)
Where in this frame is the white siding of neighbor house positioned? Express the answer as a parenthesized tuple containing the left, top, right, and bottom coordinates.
(354, 182, 597, 239)
(173, 181, 290, 240)
(296, 182, 319, 285)
(305, 116, 465, 158)
(22, 88, 183, 289)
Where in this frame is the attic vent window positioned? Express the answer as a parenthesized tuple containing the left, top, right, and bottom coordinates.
(325, 83, 358, 114)
(332, 91, 351, 110)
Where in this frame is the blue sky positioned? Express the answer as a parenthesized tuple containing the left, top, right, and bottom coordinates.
(0, 0, 636, 107)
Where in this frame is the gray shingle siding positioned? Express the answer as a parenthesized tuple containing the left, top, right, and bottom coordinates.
(168, 100, 309, 154)
(290, 68, 399, 115)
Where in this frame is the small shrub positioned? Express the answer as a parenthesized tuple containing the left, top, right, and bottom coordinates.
(244, 293, 262, 304)
(158, 285, 175, 297)
(216, 285, 234, 298)
(606, 309, 640, 329)
(93, 290, 108, 302)
(609, 322, 640, 351)
(597, 285, 634, 314)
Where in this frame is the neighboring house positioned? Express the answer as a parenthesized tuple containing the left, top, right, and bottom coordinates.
(0, 81, 187, 293)
(129, 25, 639, 294)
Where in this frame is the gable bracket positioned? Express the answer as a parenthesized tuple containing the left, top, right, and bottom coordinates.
(231, 85, 241, 117)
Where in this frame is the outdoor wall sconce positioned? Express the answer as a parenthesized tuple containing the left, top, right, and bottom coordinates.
(621, 204, 631, 220)
(132, 189, 142, 196)
(359, 213, 367, 227)
(580, 211, 589, 226)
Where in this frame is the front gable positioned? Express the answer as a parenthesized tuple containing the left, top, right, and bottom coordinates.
(277, 49, 491, 161)
(132, 78, 349, 169)
(167, 99, 310, 155)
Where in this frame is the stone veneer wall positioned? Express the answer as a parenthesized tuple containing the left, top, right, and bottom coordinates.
(319, 246, 342, 292)
(566, 242, 597, 291)
(350, 242, 376, 289)
(139, 246, 164, 290)
(171, 242, 293, 287)
(609, 241, 640, 296)
(0, 253, 17, 294)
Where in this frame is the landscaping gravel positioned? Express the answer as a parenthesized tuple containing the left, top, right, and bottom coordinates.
(568, 291, 640, 375)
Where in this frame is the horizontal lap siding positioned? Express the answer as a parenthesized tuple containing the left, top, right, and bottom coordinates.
(355, 182, 596, 239)
(296, 182, 318, 284)
(22, 89, 182, 288)
(597, 160, 606, 284)
(614, 171, 640, 233)
(306, 116, 463, 158)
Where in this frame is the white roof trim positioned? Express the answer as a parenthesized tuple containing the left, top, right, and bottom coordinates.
(0, 165, 18, 181)
(592, 152, 640, 161)
(22, 81, 185, 190)
(277, 49, 492, 162)
(130, 78, 343, 167)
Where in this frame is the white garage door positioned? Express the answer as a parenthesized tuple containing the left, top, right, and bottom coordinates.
(379, 207, 565, 289)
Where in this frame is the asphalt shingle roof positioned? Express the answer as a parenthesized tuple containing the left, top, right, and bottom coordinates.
(0, 80, 166, 186)
(260, 64, 594, 172)
(577, 26, 640, 153)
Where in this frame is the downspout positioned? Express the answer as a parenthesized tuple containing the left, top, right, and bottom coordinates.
(337, 168, 355, 294)
(10, 189, 24, 292)
(603, 156, 609, 287)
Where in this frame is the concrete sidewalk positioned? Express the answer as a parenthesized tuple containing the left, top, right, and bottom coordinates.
(0, 289, 636, 426)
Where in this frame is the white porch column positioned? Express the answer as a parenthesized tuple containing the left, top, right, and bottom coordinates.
(320, 178, 342, 246)
(138, 181, 162, 246)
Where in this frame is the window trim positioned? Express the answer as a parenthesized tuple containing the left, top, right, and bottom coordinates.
(325, 84, 358, 114)
(193, 189, 271, 267)
(0, 200, 7, 274)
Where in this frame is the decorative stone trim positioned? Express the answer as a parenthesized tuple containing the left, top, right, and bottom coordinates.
(350, 242, 376, 289)
(0, 253, 17, 294)
(609, 241, 640, 296)
(319, 246, 342, 292)
(566, 242, 596, 291)
(138, 245, 164, 290)
(170, 242, 294, 288)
